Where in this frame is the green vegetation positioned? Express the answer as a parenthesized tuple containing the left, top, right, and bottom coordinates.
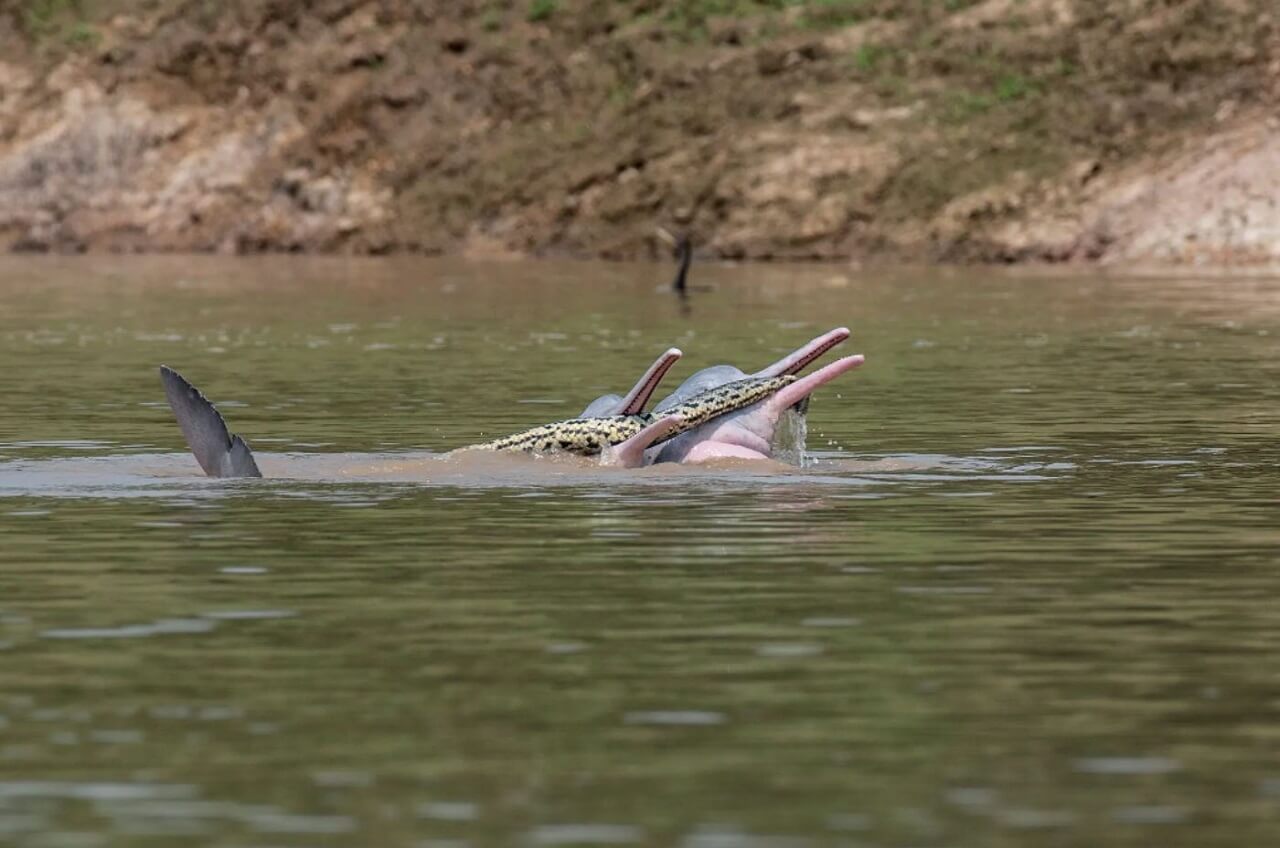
(22, 0, 84, 39)
(23, 0, 71, 32)
(3, 0, 1270, 259)
(651, 0, 991, 38)
(527, 0, 558, 23)
(18, 0, 119, 53)
(852, 43, 886, 72)
(994, 73, 1037, 103)
(395, 0, 1272, 257)
(654, 0, 871, 40)
(797, 0, 872, 29)
(64, 20, 100, 48)
(942, 74, 1041, 121)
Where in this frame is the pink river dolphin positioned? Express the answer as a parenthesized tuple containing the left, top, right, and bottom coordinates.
(158, 329, 862, 477)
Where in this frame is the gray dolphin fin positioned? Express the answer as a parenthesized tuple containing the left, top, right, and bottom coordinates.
(159, 366, 262, 478)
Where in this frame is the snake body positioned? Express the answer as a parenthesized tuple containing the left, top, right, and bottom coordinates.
(467, 375, 795, 456)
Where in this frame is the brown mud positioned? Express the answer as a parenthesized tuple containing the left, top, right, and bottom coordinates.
(1, 0, 1276, 264)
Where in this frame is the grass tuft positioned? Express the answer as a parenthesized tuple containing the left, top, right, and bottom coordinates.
(528, 0, 557, 23)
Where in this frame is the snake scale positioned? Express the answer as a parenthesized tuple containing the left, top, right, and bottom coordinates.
(466, 375, 796, 456)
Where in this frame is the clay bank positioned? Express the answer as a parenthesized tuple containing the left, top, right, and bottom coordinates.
(1, 0, 1277, 264)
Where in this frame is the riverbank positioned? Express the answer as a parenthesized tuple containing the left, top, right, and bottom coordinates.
(1, 1, 1276, 264)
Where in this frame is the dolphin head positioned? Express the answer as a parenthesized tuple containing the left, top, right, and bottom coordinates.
(649, 328, 854, 462)
(655, 354, 864, 464)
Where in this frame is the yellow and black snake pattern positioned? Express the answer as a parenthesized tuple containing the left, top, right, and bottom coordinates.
(466, 375, 795, 456)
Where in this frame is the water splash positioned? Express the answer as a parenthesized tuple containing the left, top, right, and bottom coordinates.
(771, 407, 809, 467)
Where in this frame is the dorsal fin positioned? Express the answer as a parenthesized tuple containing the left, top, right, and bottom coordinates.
(159, 366, 262, 478)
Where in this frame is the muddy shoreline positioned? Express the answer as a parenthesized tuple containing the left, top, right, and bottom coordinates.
(1, 1, 1277, 265)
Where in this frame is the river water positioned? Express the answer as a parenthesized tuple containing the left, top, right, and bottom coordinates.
(0, 256, 1277, 847)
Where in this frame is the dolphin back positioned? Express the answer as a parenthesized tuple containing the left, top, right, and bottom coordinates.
(580, 394, 625, 418)
(159, 366, 262, 478)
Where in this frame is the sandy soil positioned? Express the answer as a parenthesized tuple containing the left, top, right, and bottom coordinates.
(0, 0, 1276, 264)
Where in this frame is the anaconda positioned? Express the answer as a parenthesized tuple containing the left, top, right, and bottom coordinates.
(465, 374, 797, 456)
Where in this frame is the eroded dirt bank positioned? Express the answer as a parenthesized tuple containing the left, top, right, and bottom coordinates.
(0, 1, 1276, 263)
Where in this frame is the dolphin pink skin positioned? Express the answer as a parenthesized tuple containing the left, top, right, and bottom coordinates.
(650, 327, 853, 464)
(660, 355, 865, 463)
(580, 348, 683, 417)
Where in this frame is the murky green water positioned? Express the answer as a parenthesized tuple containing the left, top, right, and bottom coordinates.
(1, 256, 1278, 847)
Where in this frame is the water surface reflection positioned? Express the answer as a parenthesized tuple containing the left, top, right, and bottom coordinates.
(1, 257, 1278, 847)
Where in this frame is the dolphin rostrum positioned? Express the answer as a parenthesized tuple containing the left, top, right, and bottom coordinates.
(580, 347, 683, 418)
